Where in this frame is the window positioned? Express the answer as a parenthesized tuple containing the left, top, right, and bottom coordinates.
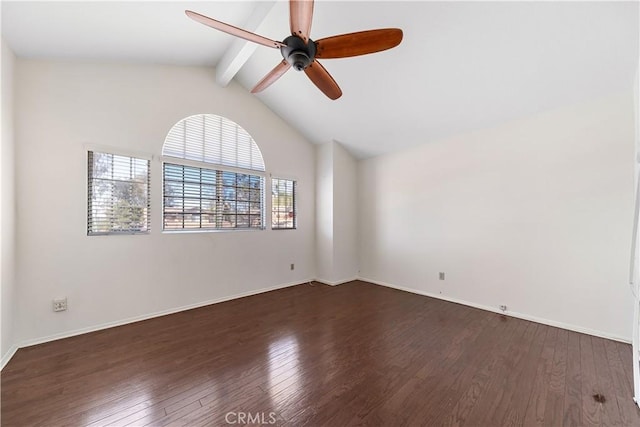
(272, 178, 296, 229)
(162, 114, 266, 231)
(164, 164, 263, 230)
(88, 151, 150, 235)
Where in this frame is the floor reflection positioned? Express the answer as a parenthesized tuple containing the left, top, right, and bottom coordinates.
(266, 334, 301, 406)
(78, 379, 154, 426)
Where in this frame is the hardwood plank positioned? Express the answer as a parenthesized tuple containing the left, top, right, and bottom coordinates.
(604, 338, 640, 424)
(544, 328, 569, 424)
(142, 400, 202, 427)
(563, 331, 583, 426)
(617, 340, 635, 382)
(579, 334, 602, 426)
(522, 326, 557, 426)
(590, 336, 623, 426)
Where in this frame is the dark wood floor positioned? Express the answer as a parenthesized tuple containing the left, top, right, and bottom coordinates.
(2, 281, 640, 426)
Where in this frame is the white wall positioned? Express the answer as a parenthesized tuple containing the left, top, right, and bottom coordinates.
(14, 59, 316, 345)
(332, 142, 358, 282)
(359, 91, 636, 341)
(315, 141, 358, 284)
(316, 142, 333, 281)
(1, 38, 17, 365)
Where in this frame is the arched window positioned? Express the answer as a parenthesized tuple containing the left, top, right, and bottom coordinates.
(162, 114, 265, 231)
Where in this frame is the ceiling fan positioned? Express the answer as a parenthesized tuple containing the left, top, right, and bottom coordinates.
(185, 0, 403, 100)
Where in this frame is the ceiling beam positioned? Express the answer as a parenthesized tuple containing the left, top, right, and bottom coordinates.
(215, 1, 278, 87)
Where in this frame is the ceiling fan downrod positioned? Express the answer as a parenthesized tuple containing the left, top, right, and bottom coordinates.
(281, 35, 316, 71)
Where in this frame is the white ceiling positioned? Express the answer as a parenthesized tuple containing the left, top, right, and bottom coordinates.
(2, 1, 638, 159)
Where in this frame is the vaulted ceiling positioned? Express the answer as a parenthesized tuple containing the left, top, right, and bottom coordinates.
(3, 1, 638, 158)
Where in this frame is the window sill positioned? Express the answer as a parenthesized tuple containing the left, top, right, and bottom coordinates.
(161, 228, 265, 234)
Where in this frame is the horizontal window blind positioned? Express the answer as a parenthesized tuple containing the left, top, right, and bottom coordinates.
(88, 151, 150, 235)
(163, 114, 265, 172)
(272, 178, 296, 230)
(164, 163, 264, 231)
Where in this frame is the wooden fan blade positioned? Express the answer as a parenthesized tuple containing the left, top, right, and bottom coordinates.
(290, 0, 314, 43)
(185, 10, 284, 49)
(315, 28, 403, 59)
(304, 61, 342, 100)
(251, 60, 292, 93)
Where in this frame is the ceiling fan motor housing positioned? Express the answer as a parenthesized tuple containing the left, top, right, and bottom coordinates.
(281, 35, 317, 71)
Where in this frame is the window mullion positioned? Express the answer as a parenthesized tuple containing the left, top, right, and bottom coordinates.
(216, 170, 223, 229)
(109, 154, 115, 232)
(181, 166, 185, 229)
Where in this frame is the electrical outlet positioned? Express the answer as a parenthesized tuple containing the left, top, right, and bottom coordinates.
(53, 298, 67, 312)
(290, 263, 295, 270)
(439, 272, 445, 280)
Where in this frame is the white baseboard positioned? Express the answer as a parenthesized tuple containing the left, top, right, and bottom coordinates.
(13, 278, 313, 355)
(313, 277, 358, 286)
(359, 276, 631, 344)
(1, 344, 19, 370)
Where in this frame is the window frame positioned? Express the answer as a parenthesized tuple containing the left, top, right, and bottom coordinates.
(87, 148, 151, 236)
(271, 177, 297, 230)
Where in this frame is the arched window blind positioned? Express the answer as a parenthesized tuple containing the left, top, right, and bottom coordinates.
(163, 114, 265, 172)
(162, 114, 266, 231)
